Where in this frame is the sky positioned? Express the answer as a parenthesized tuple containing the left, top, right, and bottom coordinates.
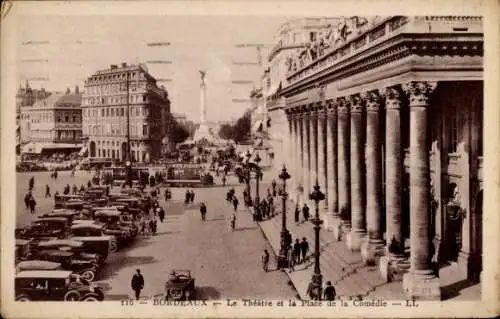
(16, 15, 291, 122)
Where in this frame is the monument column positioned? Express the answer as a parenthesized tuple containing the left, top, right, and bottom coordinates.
(379, 86, 406, 280)
(296, 111, 304, 205)
(402, 81, 441, 300)
(317, 104, 327, 212)
(361, 90, 385, 264)
(326, 100, 340, 239)
(347, 94, 366, 251)
(337, 97, 351, 235)
(309, 106, 318, 196)
(302, 107, 310, 205)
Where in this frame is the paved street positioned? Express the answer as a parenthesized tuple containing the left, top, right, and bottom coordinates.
(16, 171, 298, 300)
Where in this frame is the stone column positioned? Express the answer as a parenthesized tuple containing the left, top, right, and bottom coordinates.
(337, 97, 351, 234)
(290, 112, 299, 202)
(347, 94, 366, 251)
(326, 100, 340, 239)
(317, 104, 328, 212)
(302, 109, 310, 205)
(309, 107, 318, 196)
(379, 86, 406, 280)
(295, 112, 304, 205)
(286, 111, 295, 197)
(402, 81, 441, 300)
(361, 91, 385, 264)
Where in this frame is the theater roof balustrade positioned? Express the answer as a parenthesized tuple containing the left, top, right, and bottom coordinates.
(282, 15, 483, 103)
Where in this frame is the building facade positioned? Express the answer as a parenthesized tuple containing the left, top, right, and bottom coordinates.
(267, 16, 483, 300)
(16, 81, 52, 114)
(82, 63, 171, 163)
(19, 88, 83, 155)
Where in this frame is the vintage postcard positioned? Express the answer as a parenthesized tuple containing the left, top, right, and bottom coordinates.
(1, 0, 498, 318)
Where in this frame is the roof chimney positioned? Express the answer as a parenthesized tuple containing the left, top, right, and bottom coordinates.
(75, 86, 80, 94)
(121, 62, 127, 68)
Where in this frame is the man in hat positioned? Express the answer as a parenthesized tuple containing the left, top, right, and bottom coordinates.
(131, 269, 144, 300)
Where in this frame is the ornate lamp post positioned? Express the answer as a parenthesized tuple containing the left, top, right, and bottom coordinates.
(125, 160, 132, 188)
(308, 180, 325, 300)
(245, 150, 252, 198)
(277, 165, 291, 269)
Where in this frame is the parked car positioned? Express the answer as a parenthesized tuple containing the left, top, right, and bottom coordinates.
(41, 210, 80, 224)
(16, 260, 62, 273)
(165, 270, 196, 300)
(15, 270, 103, 301)
(37, 239, 104, 266)
(16, 217, 70, 241)
(32, 250, 98, 282)
(15, 239, 32, 264)
(70, 235, 116, 261)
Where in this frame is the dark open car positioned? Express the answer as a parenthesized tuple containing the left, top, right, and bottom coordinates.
(32, 249, 99, 282)
(37, 239, 104, 266)
(15, 270, 104, 301)
(165, 270, 196, 300)
(16, 217, 70, 241)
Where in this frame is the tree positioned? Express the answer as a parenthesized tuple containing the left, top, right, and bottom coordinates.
(217, 111, 252, 143)
(170, 120, 190, 144)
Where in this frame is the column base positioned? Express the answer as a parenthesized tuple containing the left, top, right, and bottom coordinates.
(402, 272, 441, 301)
(457, 250, 474, 281)
(346, 231, 365, 251)
(341, 221, 351, 238)
(322, 214, 342, 241)
(361, 239, 385, 266)
(379, 254, 409, 282)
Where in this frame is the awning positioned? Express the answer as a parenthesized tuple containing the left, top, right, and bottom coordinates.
(21, 142, 82, 154)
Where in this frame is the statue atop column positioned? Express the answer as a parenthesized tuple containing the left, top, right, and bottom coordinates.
(199, 70, 206, 87)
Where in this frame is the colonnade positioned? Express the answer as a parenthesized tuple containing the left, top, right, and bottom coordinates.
(284, 81, 441, 300)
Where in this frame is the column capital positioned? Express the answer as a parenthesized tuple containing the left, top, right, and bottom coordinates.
(401, 81, 438, 107)
(326, 99, 338, 116)
(337, 97, 350, 114)
(348, 94, 364, 114)
(380, 86, 402, 110)
(360, 90, 382, 113)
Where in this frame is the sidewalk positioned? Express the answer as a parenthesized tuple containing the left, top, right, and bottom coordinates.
(253, 175, 480, 301)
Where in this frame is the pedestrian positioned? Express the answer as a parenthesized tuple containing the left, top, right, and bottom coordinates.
(222, 175, 226, 187)
(45, 184, 51, 198)
(294, 204, 300, 223)
(164, 188, 171, 202)
(301, 237, 309, 263)
(87, 180, 92, 188)
(72, 184, 78, 195)
(80, 184, 86, 193)
(54, 170, 58, 180)
(149, 218, 157, 235)
(131, 269, 144, 300)
(271, 179, 277, 197)
(158, 207, 165, 223)
(63, 184, 70, 195)
(139, 216, 146, 235)
(24, 193, 31, 210)
(302, 203, 310, 221)
(200, 202, 207, 221)
(28, 176, 35, 191)
(230, 213, 236, 231)
(29, 196, 36, 214)
(232, 197, 239, 212)
(190, 190, 195, 203)
(287, 245, 295, 273)
(262, 249, 270, 272)
(323, 281, 337, 301)
(185, 190, 190, 204)
(293, 239, 301, 264)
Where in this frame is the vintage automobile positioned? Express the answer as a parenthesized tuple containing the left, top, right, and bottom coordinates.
(37, 239, 104, 266)
(164, 270, 196, 301)
(16, 260, 62, 273)
(16, 239, 32, 264)
(54, 195, 84, 209)
(70, 235, 116, 261)
(41, 210, 80, 224)
(62, 200, 86, 211)
(70, 224, 118, 254)
(16, 217, 70, 241)
(32, 250, 99, 282)
(94, 211, 135, 244)
(15, 270, 104, 301)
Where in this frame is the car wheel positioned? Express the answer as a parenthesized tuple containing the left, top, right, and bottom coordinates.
(110, 241, 118, 253)
(169, 288, 183, 300)
(81, 293, 100, 301)
(16, 294, 31, 302)
(80, 269, 96, 282)
(64, 290, 81, 301)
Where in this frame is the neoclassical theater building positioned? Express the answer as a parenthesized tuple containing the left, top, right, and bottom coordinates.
(265, 16, 483, 299)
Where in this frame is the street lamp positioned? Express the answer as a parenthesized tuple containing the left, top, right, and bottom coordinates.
(254, 152, 261, 205)
(277, 165, 291, 269)
(125, 160, 132, 188)
(308, 180, 325, 300)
